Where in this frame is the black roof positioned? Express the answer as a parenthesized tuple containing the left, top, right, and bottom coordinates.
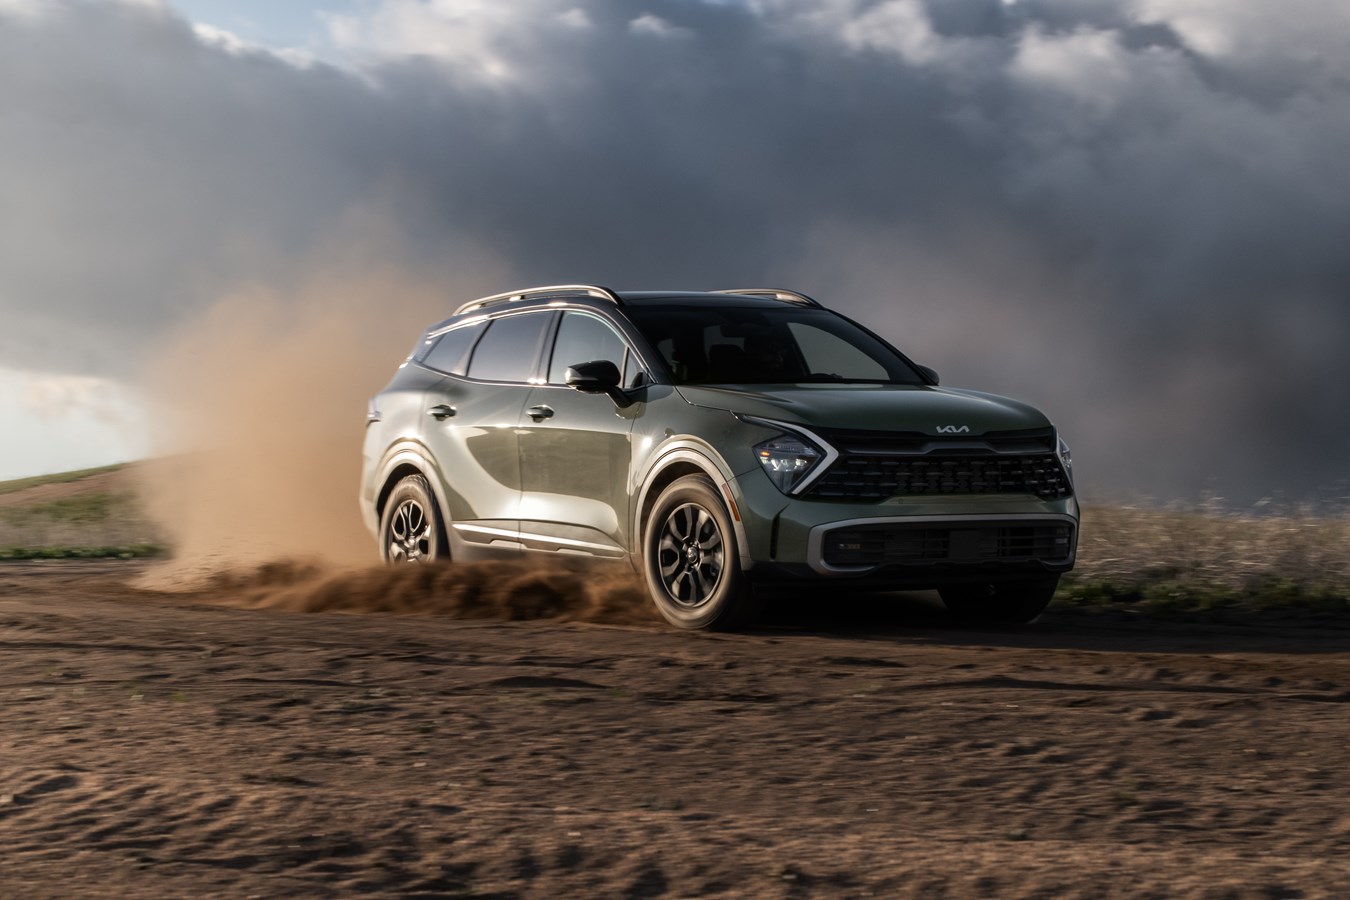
(614, 291, 797, 308)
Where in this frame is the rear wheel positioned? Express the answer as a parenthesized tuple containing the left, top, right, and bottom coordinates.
(379, 474, 447, 564)
(939, 575, 1060, 624)
(642, 475, 759, 630)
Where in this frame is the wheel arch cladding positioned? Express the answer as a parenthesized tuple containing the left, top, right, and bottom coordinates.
(638, 461, 709, 546)
(377, 463, 430, 520)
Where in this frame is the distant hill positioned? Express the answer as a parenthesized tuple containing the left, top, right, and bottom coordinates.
(0, 463, 137, 503)
(0, 464, 162, 558)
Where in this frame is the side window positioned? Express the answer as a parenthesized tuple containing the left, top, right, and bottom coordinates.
(465, 313, 552, 383)
(421, 322, 485, 375)
(547, 312, 628, 385)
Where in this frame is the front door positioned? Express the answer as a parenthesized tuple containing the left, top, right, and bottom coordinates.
(517, 310, 643, 558)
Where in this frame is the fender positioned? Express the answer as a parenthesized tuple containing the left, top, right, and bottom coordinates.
(633, 440, 755, 572)
(371, 439, 456, 536)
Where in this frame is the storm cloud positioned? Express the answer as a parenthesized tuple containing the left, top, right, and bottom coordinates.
(3, 0, 1350, 502)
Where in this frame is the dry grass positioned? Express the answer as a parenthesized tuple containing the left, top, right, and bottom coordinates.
(2, 466, 1347, 612)
(1063, 502, 1350, 611)
(0, 464, 127, 496)
(0, 468, 164, 557)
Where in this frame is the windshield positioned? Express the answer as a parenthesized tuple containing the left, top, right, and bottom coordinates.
(625, 306, 924, 386)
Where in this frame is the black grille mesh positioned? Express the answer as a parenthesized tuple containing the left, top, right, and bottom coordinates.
(822, 523, 1074, 568)
(807, 453, 1071, 501)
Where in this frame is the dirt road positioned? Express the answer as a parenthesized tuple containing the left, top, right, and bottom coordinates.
(2, 561, 1347, 898)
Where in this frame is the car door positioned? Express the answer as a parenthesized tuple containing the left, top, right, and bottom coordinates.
(420, 310, 555, 555)
(517, 310, 645, 558)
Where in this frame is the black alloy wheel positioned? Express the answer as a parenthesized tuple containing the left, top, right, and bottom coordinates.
(642, 475, 759, 630)
(379, 474, 447, 564)
(657, 502, 726, 607)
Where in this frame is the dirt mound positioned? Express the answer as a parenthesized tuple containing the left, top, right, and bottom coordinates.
(186, 558, 661, 626)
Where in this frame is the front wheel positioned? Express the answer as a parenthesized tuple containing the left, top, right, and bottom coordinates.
(642, 475, 759, 630)
(379, 474, 447, 564)
(939, 575, 1060, 624)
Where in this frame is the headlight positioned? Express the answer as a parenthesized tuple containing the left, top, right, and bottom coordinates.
(1057, 434, 1073, 484)
(755, 434, 822, 493)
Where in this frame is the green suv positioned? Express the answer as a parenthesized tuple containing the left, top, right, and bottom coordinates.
(361, 285, 1078, 629)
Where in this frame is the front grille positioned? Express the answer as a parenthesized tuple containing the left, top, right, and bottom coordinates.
(804, 428, 1071, 501)
(822, 523, 1075, 568)
(826, 426, 1057, 456)
(808, 454, 1071, 500)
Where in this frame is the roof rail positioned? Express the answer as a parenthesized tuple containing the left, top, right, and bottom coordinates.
(454, 284, 622, 316)
(713, 288, 823, 308)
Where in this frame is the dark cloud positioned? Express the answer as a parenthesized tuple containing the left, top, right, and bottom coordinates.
(3, 0, 1349, 502)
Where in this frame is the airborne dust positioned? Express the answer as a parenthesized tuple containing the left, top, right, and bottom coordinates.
(133, 265, 652, 624)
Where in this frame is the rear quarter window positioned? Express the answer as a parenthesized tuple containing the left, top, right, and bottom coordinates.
(420, 322, 486, 375)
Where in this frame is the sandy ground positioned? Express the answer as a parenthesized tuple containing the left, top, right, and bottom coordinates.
(2, 560, 1349, 898)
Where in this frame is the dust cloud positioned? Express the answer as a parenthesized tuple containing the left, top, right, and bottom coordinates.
(131, 258, 653, 623)
(196, 558, 657, 626)
(137, 266, 444, 570)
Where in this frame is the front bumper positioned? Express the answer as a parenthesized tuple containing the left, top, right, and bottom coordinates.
(729, 466, 1079, 584)
(805, 512, 1077, 576)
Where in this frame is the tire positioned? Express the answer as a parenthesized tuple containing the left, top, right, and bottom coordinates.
(642, 475, 759, 630)
(939, 575, 1060, 624)
(379, 474, 448, 564)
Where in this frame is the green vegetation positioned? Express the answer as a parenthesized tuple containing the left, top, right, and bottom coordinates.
(0, 544, 164, 560)
(0, 465, 162, 555)
(0, 492, 132, 525)
(0, 464, 128, 496)
(1057, 503, 1350, 614)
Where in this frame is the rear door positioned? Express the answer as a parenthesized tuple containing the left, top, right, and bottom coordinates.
(517, 310, 645, 557)
(420, 311, 555, 555)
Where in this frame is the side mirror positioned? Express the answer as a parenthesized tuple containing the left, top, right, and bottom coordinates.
(566, 360, 634, 409)
(917, 364, 939, 386)
(565, 360, 621, 393)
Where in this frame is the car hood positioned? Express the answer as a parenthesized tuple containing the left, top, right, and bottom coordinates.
(675, 384, 1052, 435)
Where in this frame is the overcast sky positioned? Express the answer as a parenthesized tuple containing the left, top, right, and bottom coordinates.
(2, 0, 1349, 504)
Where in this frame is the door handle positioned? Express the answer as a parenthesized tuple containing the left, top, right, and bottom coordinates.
(526, 405, 554, 421)
(427, 404, 456, 420)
